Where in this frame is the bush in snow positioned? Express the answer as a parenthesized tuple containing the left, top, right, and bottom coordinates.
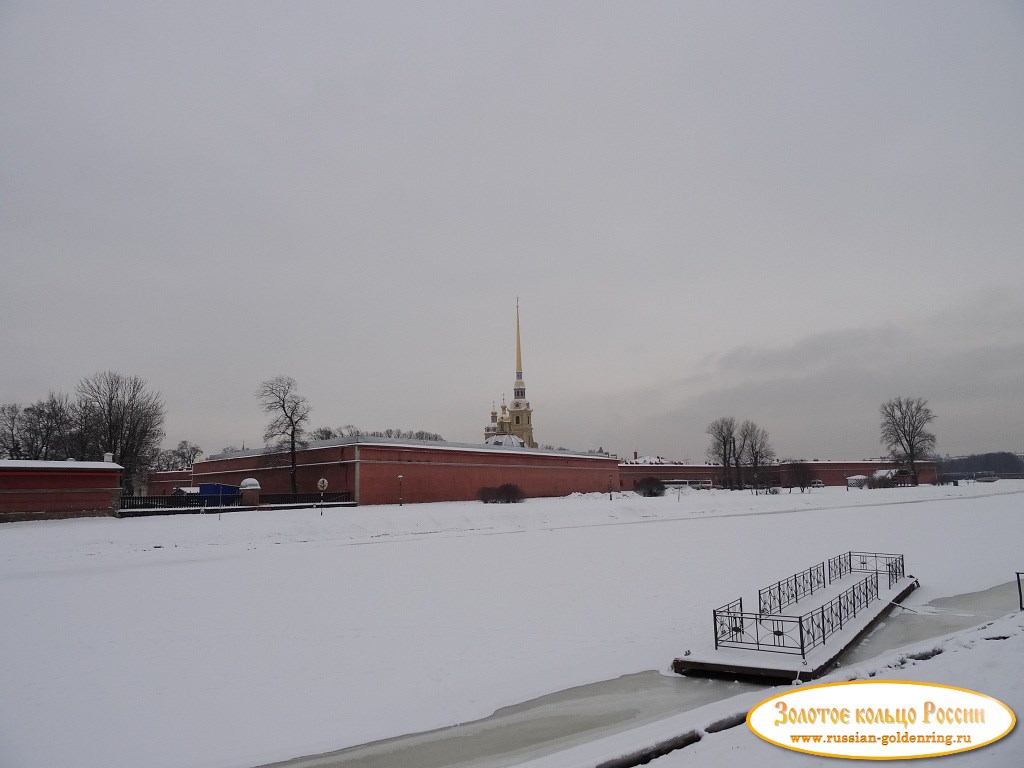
(635, 476, 666, 497)
(478, 484, 525, 503)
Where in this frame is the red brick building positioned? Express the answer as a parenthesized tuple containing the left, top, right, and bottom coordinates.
(149, 438, 620, 505)
(618, 457, 936, 490)
(776, 460, 936, 487)
(0, 459, 124, 522)
(618, 462, 724, 489)
(146, 440, 938, 507)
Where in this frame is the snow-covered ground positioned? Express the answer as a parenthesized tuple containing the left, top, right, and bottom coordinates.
(1, 483, 1021, 768)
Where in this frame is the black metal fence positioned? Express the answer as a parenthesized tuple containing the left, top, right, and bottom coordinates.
(799, 572, 879, 655)
(716, 597, 743, 615)
(120, 494, 239, 510)
(756, 553, 900, 616)
(828, 552, 852, 582)
(850, 551, 905, 589)
(120, 491, 353, 511)
(714, 572, 881, 659)
(713, 550, 908, 659)
(714, 611, 804, 656)
(259, 492, 353, 505)
(758, 562, 827, 614)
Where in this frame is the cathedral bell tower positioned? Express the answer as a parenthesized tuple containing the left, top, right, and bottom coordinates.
(506, 300, 536, 448)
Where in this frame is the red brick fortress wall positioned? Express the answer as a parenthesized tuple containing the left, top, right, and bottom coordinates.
(352, 443, 618, 505)
(0, 461, 124, 522)
(177, 440, 619, 505)
(617, 464, 724, 489)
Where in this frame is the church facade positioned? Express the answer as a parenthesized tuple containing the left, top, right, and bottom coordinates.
(484, 302, 537, 448)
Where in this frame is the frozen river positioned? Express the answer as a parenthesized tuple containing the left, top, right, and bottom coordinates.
(258, 580, 1021, 768)
(4, 483, 1020, 768)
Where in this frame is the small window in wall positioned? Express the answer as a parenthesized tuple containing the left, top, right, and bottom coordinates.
(515, 416, 520, 424)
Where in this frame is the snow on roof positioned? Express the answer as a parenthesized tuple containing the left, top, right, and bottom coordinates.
(207, 436, 616, 462)
(0, 459, 124, 471)
(622, 455, 674, 465)
(484, 434, 525, 448)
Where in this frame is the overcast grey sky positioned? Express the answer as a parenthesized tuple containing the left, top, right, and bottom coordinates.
(2, 1, 1022, 462)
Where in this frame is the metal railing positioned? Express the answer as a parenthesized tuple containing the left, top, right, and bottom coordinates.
(716, 597, 743, 615)
(713, 550, 908, 659)
(120, 491, 353, 510)
(828, 552, 852, 582)
(120, 494, 239, 510)
(849, 551, 905, 589)
(714, 572, 880, 658)
(798, 572, 879, 655)
(259, 492, 353, 505)
(758, 562, 827, 614)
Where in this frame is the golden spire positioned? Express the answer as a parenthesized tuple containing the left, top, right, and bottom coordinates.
(515, 297, 523, 378)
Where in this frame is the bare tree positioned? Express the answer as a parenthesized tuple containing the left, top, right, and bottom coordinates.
(257, 376, 311, 495)
(19, 393, 74, 460)
(787, 461, 814, 492)
(739, 420, 776, 492)
(173, 440, 203, 468)
(880, 396, 937, 484)
(706, 417, 737, 489)
(76, 371, 166, 492)
(154, 440, 204, 471)
(0, 403, 24, 459)
(732, 424, 750, 489)
(153, 450, 179, 472)
(326, 425, 446, 442)
(309, 426, 338, 441)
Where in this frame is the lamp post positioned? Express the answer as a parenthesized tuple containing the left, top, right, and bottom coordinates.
(608, 474, 613, 501)
(398, 474, 403, 506)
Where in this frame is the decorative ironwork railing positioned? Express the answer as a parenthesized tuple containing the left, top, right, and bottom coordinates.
(827, 551, 906, 589)
(849, 551, 905, 589)
(758, 562, 827, 614)
(716, 597, 743, 614)
(714, 610, 805, 656)
(828, 552, 852, 582)
(714, 572, 880, 659)
(713, 550, 909, 659)
(798, 572, 879, 655)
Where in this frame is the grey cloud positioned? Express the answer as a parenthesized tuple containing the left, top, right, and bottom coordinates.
(1, 2, 1022, 461)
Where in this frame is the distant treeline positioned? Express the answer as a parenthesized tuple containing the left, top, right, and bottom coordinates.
(937, 452, 1024, 476)
(308, 425, 445, 442)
